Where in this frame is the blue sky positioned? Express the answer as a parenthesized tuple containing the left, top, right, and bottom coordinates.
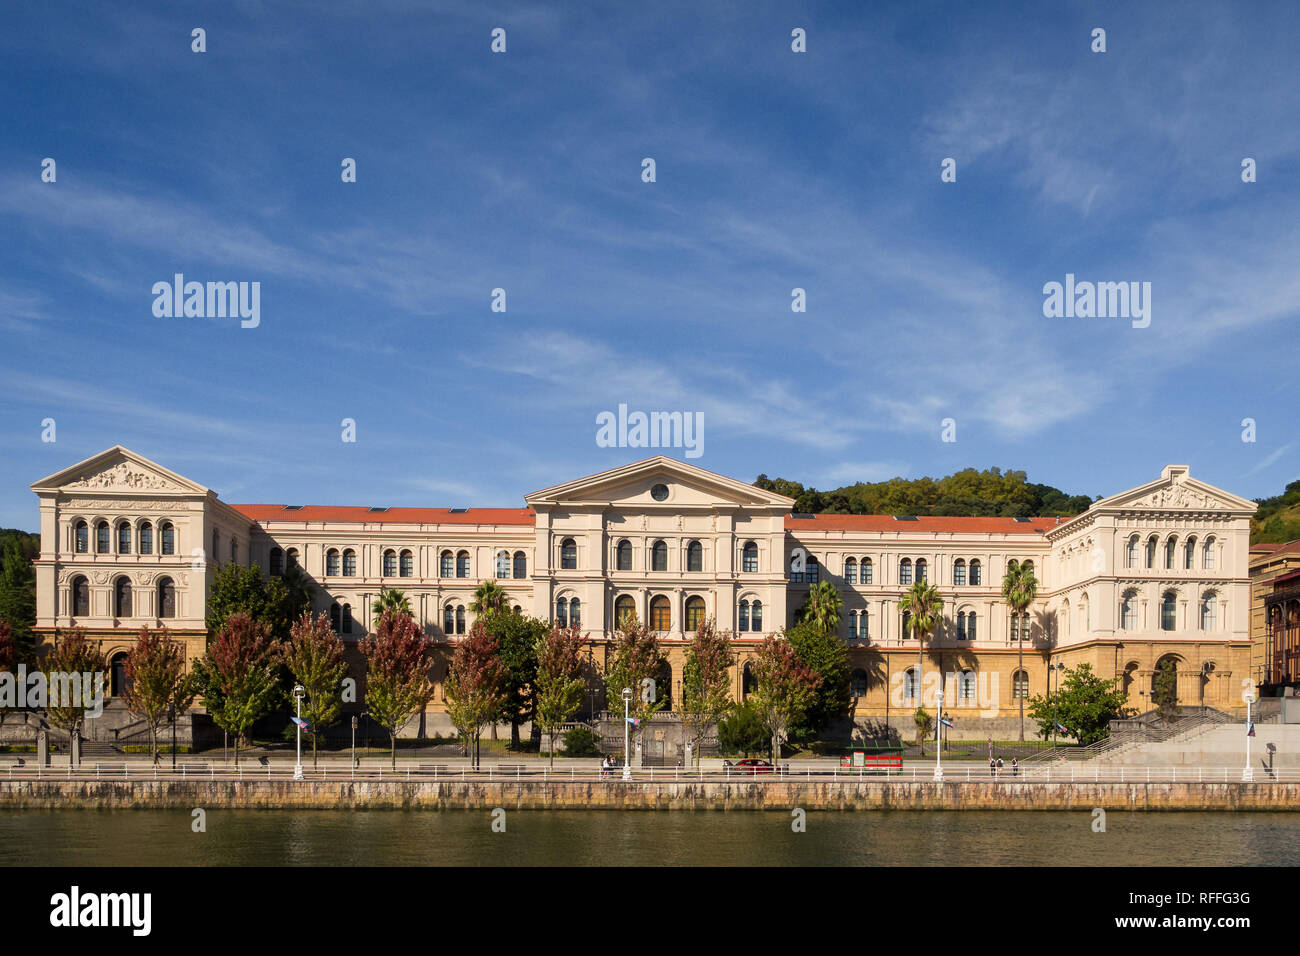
(2, 0, 1297, 529)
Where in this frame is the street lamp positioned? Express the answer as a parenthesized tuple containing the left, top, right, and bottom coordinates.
(1243, 692, 1256, 782)
(168, 703, 176, 771)
(933, 690, 944, 781)
(351, 715, 358, 769)
(292, 684, 305, 781)
(621, 687, 633, 781)
(1050, 662, 1066, 748)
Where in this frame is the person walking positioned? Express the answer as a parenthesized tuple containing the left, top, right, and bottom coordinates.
(996, 757, 1004, 776)
(1012, 756, 1019, 777)
(989, 756, 996, 777)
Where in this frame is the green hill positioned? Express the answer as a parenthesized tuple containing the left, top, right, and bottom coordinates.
(1252, 480, 1300, 545)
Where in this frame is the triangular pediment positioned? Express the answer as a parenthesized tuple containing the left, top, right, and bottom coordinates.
(1091, 465, 1256, 515)
(525, 457, 795, 511)
(31, 446, 209, 496)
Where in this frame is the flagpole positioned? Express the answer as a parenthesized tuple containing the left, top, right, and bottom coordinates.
(1242, 693, 1254, 782)
(293, 684, 304, 781)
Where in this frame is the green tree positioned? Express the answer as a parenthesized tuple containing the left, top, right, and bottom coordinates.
(913, 707, 934, 755)
(899, 581, 944, 717)
(205, 563, 295, 641)
(796, 580, 844, 635)
(718, 702, 769, 757)
(750, 636, 819, 762)
(0, 620, 15, 672)
(445, 622, 509, 769)
(479, 608, 548, 747)
(1001, 558, 1039, 740)
(0, 537, 37, 664)
(533, 623, 586, 766)
(1026, 663, 1129, 745)
(680, 618, 735, 765)
(371, 587, 411, 625)
(603, 617, 666, 751)
(469, 580, 510, 616)
(42, 628, 108, 737)
(1152, 658, 1179, 718)
(785, 618, 851, 740)
(121, 626, 196, 763)
(281, 612, 349, 768)
(191, 613, 281, 767)
(360, 609, 435, 769)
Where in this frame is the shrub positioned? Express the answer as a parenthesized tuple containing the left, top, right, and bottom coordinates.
(562, 726, 601, 757)
(718, 702, 769, 757)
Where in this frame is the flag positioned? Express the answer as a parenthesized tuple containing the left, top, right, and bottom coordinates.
(1247, 722, 1256, 737)
(1055, 721, 1067, 733)
(291, 715, 312, 732)
(939, 717, 954, 728)
(625, 717, 640, 729)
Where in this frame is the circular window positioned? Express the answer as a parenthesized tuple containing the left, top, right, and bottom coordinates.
(651, 483, 669, 501)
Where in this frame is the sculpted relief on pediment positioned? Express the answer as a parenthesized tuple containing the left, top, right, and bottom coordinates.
(1129, 480, 1219, 511)
(65, 462, 179, 493)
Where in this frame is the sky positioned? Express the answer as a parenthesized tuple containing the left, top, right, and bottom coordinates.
(1, 0, 1297, 530)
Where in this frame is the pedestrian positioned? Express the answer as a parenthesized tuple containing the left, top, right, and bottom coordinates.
(989, 756, 996, 777)
(1012, 756, 1019, 777)
(997, 757, 1004, 776)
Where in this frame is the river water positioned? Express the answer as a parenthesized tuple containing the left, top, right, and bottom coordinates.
(2, 810, 1297, 865)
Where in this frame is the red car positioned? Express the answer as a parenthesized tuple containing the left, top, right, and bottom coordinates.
(731, 758, 774, 775)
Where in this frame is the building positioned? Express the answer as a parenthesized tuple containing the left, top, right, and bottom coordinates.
(30, 447, 1257, 739)
(1251, 540, 1300, 692)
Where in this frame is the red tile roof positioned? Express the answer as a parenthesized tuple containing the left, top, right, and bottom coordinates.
(783, 514, 1055, 534)
(229, 505, 535, 525)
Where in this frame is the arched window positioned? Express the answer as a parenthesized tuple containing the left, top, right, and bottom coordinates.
(270, 547, 284, 576)
(110, 652, 129, 698)
(331, 603, 342, 632)
(1022, 560, 1034, 574)
(751, 600, 763, 632)
(1203, 537, 1217, 570)
(569, 598, 581, 628)
(1161, 591, 1177, 631)
(456, 605, 466, 634)
(440, 550, 454, 577)
(738, 600, 750, 632)
(899, 558, 913, 586)
(342, 603, 353, 635)
(848, 610, 858, 640)
(806, 555, 820, 584)
(687, 540, 703, 573)
(157, 577, 175, 618)
(861, 557, 874, 585)
(615, 595, 636, 627)
(96, 521, 110, 554)
(1061, 599, 1071, 639)
(851, 669, 868, 698)
(495, 550, 510, 578)
(1200, 592, 1217, 631)
(384, 550, 398, 577)
(139, 521, 153, 555)
(957, 611, 967, 640)
(902, 610, 912, 640)
(959, 670, 976, 702)
(1121, 591, 1137, 630)
(902, 668, 918, 703)
(966, 611, 976, 641)
(1126, 534, 1140, 568)
(71, 576, 90, 617)
(326, 549, 340, 576)
(211, 530, 220, 564)
(117, 522, 131, 554)
(231, 537, 238, 566)
(916, 558, 928, 583)
(512, 551, 526, 579)
(1145, 535, 1157, 569)
(114, 577, 132, 617)
(443, 605, 455, 634)
(1013, 670, 1029, 700)
(857, 608, 867, 640)
(1080, 593, 1090, 631)
(1165, 536, 1178, 569)
(285, 547, 298, 569)
(74, 520, 88, 554)
(343, 549, 357, 576)
(616, 540, 632, 571)
(650, 595, 671, 631)
(401, 550, 414, 577)
(953, 559, 966, 586)
(456, 550, 470, 578)
(742, 541, 758, 573)
(560, 538, 577, 570)
(556, 597, 570, 627)
(845, 557, 857, 585)
(742, 662, 757, 699)
(652, 540, 667, 572)
(685, 595, 705, 631)
(160, 522, 175, 555)
(1184, 536, 1197, 570)
(969, 559, 981, 586)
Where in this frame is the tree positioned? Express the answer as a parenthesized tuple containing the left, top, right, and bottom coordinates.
(121, 627, 196, 763)
(1152, 659, 1179, 718)
(205, 563, 297, 641)
(42, 628, 108, 736)
(785, 619, 851, 740)
(0, 620, 16, 674)
(0, 537, 37, 664)
(371, 587, 411, 625)
(360, 609, 435, 769)
(796, 580, 844, 635)
(1026, 663, 1129, 745)
(913, 707, 934, 755)
(279, 564, 316, 620)
(1001, 558, 1039, 740)
(533, 624, 586, 766)
(190, 614, 280, 767)
(899, 581, 944, 716)
(603, 617, 666, 754)
(680, 618, 736, 765)
(718, 702, 769, 757)
(750, 636, 819, 762)
(280, 612, 349, 768)
(444, 622, 508, 769)
(469, 580, 510, 617)
(479, 608, 548, 747)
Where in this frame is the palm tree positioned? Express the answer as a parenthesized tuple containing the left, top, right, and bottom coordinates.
(469, 580, 510, 617)
(1001, 559, 1039, 741)
(279, 563, 316, 618)
(371, 587, 411, 625)
(797, 580, 844, 635)
(899, 581, 944, 719)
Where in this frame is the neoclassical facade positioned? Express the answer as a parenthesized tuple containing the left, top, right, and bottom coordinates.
(30, 448, 1256, 735)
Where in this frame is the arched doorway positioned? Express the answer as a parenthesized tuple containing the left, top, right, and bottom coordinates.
(1152, 654, 1181, 711)
(110, 652, 130, 699)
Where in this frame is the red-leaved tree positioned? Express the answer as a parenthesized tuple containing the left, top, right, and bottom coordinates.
(445, 622, 508, 770)
(360, 609, 435, 769)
